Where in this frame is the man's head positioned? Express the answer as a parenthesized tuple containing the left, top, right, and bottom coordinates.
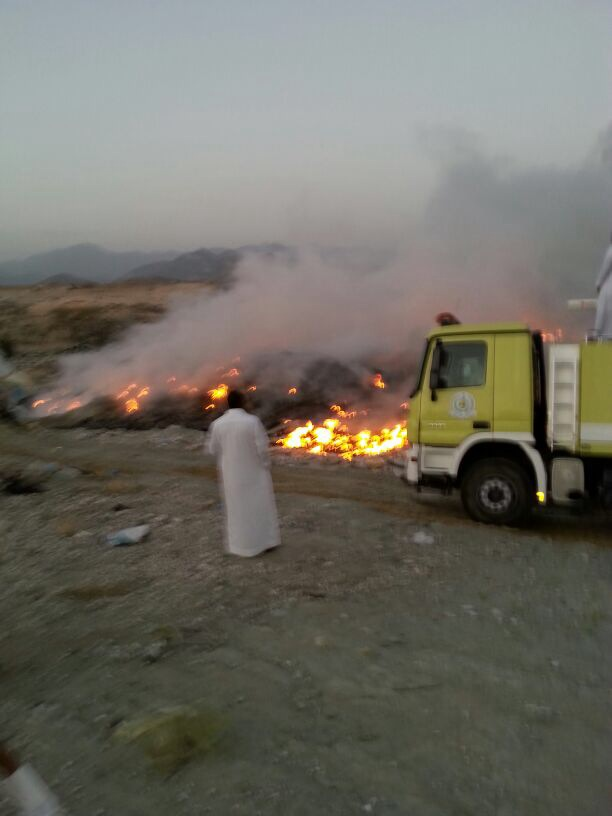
(227, 389, 245, 410)
(0, 338, 14, 359)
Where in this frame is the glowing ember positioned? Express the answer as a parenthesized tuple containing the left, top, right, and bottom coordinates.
(204, 403, 215, 411)
(400, 401, 409, 409)
(288, 387, 297, 396)
(277, 417, 407, 461)
(372, 373, 385, 389)
(247, 385, 257, 392)
(32, 399, 47, 409)
(224, 368, 240, 378)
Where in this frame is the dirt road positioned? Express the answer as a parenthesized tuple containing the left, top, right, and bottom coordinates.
(1, 424, 611, 815)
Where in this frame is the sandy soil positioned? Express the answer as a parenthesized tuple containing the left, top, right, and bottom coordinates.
(1, 423, 610, 815)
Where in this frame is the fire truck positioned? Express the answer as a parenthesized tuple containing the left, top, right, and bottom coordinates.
(405, 322, 612, 525)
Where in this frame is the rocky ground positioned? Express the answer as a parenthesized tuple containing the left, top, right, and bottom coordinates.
(0, 422, 610, 815)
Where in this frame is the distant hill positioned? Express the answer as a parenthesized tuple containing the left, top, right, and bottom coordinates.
(0, 242, 386, 287)
(36, 273, 96, 287)
(0, 244, 178, 286)
(124, 243, 296, 284)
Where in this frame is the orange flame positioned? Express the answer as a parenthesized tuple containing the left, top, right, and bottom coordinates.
(372, 373, 385, 389)
(125, 398, 139, 414)
(277, 417, 407, 461)
(288, 387, 297, 396)
(540, 328, 564, 344)
(208, 383, 228, 401)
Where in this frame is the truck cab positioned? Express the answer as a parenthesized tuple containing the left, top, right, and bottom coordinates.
(406, 322, 612, 525)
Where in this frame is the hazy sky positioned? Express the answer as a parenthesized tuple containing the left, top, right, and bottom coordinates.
(1, 0, 610, 260)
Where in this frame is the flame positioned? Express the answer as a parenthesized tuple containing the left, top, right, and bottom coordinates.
(330, 404, 357, 419)
(400, 402, 408, 409)
(372, 373, 385, 389)
(223, 368, 240, 378)
(288, 387, 297, 396)
(32, 399, 47, 409)
(541, 328, 564, 344)
(208, 383, 228, 401)
(277, 417, 407, 461)
(125, 398, 139, 414)
(204, 403, 215, 411)
(66, 400, 82, 412)
(137, 387, 150, 398)
(247, 385, 257, 392)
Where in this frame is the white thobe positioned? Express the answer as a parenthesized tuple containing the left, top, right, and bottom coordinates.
(595, 245, 612, 338)
(207, 408, 280, 557)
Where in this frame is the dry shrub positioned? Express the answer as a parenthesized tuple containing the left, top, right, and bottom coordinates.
(113, 706, 225, 774)
(57, 582, 138, 601)
(47, 303, 164, 350)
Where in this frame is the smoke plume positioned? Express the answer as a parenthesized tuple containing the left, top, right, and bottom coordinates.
(50, 124, 612, 407)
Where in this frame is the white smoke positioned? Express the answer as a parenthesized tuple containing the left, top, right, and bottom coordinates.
(48, 123, 612, 407)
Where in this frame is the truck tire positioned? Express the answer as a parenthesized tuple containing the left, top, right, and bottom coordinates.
(461, 458, 532, 526)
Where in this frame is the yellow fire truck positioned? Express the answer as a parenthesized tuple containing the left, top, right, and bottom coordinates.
(405, 322, 612, 525)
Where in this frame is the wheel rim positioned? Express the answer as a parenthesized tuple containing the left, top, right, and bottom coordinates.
(478, 477, 513, 513)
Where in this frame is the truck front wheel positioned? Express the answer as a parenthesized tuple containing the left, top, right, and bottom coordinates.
(461, 458, 532, 526)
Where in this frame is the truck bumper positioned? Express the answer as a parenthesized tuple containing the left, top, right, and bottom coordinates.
(405, 444, 420, 484)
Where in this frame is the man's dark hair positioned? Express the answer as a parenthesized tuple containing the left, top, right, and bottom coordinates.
(227, 389, 245, 409)
(0, 337, 14, 358)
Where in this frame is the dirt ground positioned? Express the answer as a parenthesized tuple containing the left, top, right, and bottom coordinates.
(1, 422, 610, 815)
(0, 282, 210, 384)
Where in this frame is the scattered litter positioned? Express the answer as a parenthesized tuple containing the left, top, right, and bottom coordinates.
(143, 641, 166, 663)
(2, 762, 62, 816)
(113, 705, 225, 773)
(524, 703, 557, 723)
(412, 530, 435, 545)
(106, 524, 150, 547)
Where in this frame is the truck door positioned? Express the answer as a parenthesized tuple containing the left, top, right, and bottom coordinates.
(419, 336, 494, 447)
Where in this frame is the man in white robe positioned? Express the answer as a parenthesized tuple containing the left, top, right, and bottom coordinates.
(207, 390, 280, 557)
(595, 234, 612, 339)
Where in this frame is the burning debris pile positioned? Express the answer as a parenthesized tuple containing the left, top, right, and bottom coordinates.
(31, 357, 410, 461)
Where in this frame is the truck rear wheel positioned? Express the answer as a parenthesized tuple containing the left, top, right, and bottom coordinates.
(461, 458, 532, 526)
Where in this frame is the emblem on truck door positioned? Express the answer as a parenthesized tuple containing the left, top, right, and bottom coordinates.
(449, 391, 476, 419)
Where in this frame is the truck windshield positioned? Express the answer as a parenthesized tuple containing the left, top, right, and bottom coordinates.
(409, 340, 429, 398)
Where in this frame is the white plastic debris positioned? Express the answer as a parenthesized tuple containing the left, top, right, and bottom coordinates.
(412, 530, 435, 545)
(106, 524, 150, 547)
(3, 764, 62, 815)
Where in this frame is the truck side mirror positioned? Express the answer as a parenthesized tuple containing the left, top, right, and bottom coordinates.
(429, 341, 442, 402)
